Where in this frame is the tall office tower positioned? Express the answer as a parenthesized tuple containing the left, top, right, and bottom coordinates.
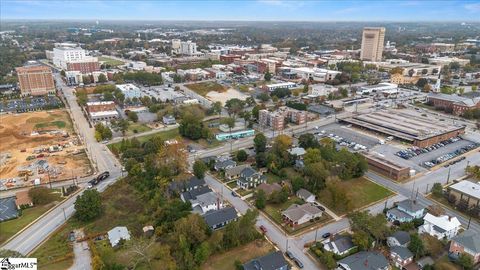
(360, 27, 386, 62)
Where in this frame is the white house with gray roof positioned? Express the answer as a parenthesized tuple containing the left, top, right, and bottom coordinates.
(237, 167, 265, 190)
(386, 199, 426, 223)
(282, 203, 322, 227)
(296, 188, 316, 203)
(324, 235, 356, 256)
(418, 213, 461, 240)
(108, 226, 131, 247)
(203, 206, 238, 230)
(387, 231, 411, 247)
(337, 251, 389, 270)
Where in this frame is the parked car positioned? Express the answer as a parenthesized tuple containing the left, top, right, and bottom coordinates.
(293, 258, 304, 268)
(322, 232, 331, 239)
(285, 251, 295, 260)
(259, 225, 267, 234)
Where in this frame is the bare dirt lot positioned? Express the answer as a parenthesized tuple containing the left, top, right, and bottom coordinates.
(0, 110, 92, 187)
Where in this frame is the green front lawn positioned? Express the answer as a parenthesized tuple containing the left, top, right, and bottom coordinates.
(0, 204, 54, 244)
(317, 177, 394, 216)
(109, 128, 180, 152)
(125, 122, 152, 136)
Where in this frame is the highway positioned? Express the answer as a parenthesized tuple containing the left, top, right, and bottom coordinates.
(1, 74, 122, 255)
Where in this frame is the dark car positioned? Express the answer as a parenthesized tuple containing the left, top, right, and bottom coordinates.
(285, 251, 294, 260)
(322, 232, 331, 239)
(231, 191, 237, 197)
(293, 258, 304, 268)
(259, 225, 267, 234)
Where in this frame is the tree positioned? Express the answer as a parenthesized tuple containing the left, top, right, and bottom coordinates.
(299, 133, 320, 149)
(457, 253, 474, 270)
(117, 119, 130, 136)
(221, 117, 235, 134)
(264, 72, 272, 81)
(390, 67, 404, 75)
(98, 73, 107, 83)
(82, 75, 92, 84)
(416, 78, 428, 89)
(352, 231, 370, 251)
(472, 85, 478, 92)
(225, 98, 244, 118)
(255, 189, 266, 209)
(127, 111, 139, 122)
(212, 101, 222, 116)
(74, 189, 102, 222)
(257, 92, 270, 102)
(60, 70, 66, 77)
(255, 152, 267, 168)
(254, 133, 267, 153)
(408, 69, 415, 77)
(408, 233, 425, 259)
(193, 160, 208, 179)
(236, 150, 248, 162)
(28, 187, 56, 205)
(431, 183, 443, 197)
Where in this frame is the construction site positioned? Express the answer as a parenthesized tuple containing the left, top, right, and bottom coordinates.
(0, 110, 93, 190)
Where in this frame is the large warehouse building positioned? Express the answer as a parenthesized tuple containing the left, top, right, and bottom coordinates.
(340, 110, 465, 147)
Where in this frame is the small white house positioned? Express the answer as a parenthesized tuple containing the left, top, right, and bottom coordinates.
(418, 214, 461, 240)
(296, 188, 316, 203)
(108, 226, 131, 247)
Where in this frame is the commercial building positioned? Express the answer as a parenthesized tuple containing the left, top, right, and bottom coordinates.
(339, 110, 465, 147)
(428, 56, 470, 67)
(358, 83, 398, 95)
(289, 67, 341, 83)
(426, 93, 480, 116)
(364, 153, 411, 181)
(116, 84, 142, 99)
(262, 82, 297, 92)
(448, 181, 480, 209)
(86, 101, 119, 122)
(360, 27, 386, 62)
(308, 84, 338, 97)
(16, 65, 55, 96)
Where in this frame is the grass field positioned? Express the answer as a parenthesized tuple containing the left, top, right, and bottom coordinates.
(202, 239, 275, 270)
(109, 128, 180, 152)
(185, 82, 227, 97)
(317, 177, 394, 216)
(0, 204, 54, 244)
(98, 56, 124, 66)
(125, 122, 152, 136)
(34, 120, 67, 129)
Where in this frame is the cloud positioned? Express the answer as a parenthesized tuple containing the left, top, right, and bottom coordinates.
(464, 3, 480, 12)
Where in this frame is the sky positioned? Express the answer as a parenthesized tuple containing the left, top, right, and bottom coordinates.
(1, 0, 480, 21)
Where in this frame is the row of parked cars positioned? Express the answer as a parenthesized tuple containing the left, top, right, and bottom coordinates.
(396, 137, 462, 160)
(315, 130, 368, 151)
(422, 143, 479, 168)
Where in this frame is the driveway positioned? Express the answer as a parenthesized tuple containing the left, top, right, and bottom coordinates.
(70, 229, 91, 270)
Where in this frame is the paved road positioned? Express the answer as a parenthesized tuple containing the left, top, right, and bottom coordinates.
(70, 229, 92, 270)
(1, 75, 122, 255)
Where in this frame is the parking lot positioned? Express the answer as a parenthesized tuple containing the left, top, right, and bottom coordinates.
(0, 197, 18, 222)
(313, 123, 380, 150)
(0, 96, 62, 113)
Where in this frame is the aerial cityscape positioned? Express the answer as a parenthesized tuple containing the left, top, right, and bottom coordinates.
(1, 1, 480, 270)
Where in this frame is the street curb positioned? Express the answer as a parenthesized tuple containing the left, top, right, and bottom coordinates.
(1, 187, 84, 249)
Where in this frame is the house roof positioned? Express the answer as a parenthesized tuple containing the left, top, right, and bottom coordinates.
(390, 246, 413, 260)
(203, 207, 238, 228)
(107, 226, 131, 246)
(452, 229, 480, 254)
(288, 147, 306, 156)
(338, 251, 389, 270)
(297, 188, 315, 200)
(391, 231, 411, 246)
(387, 208, 414, 220)
(423, 213, 461, 231)
(225, 164, 250, 177)
(330, 235, 355, 254)
(243, 251, 288, 270)
(416, 257, 434, 267)
(181, 186, 212, 201)
(449, 181, 480, 200)
(282, 203, 322, 222)
(257, 183, 282, 196)
(397, 199, 425, 213)
(241, 167, 258, 178)
(169, 176, 205, 192)
(215, 159, 236, 169)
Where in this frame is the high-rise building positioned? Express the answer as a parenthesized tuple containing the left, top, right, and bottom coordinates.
(16, 65, 55, 96)
(360, 27, 386, 62)
(52, 47, 87, 69)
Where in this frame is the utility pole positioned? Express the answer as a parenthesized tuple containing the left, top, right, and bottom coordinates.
(467, 216, 471, 229)
(426, 184, 429, 194)
(285, 237, 289, 252)
(62, 207, 67, 221)
(446, 167, 451, 184)
(314, 229, 319, 242)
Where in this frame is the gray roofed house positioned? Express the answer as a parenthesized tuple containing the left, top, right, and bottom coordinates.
(386, 199, 425, 223)
(288, 147, 306, 158)
(225, 164, 251, 180)
(390, 246, 414, 268)
(449, 229, 480, 263)
(237, 167, 265, 190)
(257, 183, 282, 196)
(108, 226, 131, 247)
(337, 251, 389, 270)
(387, 231, 411, 247)
(214, 159, 237, 171)
(416, 257, 434, 268)
(203, 206, 238, 230)
(180, 186, 212, 202)
(296, 188, 316, 203)
(168, 176, 206, 194)
(243, 251, 289, 270)
(323, 235, 356, 256)
(282, 203, 323, 227)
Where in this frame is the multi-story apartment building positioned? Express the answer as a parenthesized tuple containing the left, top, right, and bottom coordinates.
(53, 47, 87, 69)
(259, 109, 285, 131)
(360, 27, 386, 62)
(16, 65, 55, 96)
(67, 59, 100, 74)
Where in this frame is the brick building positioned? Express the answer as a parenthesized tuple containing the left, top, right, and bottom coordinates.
(67, 60, 100, 74)
(16, 65, 55, 96)
(220, 54, 241, 64)
(427, 93, 480, 116)
(258, 107, 306, 131)
(364, 153, 411, 181)
(86, 101, 116, 113)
